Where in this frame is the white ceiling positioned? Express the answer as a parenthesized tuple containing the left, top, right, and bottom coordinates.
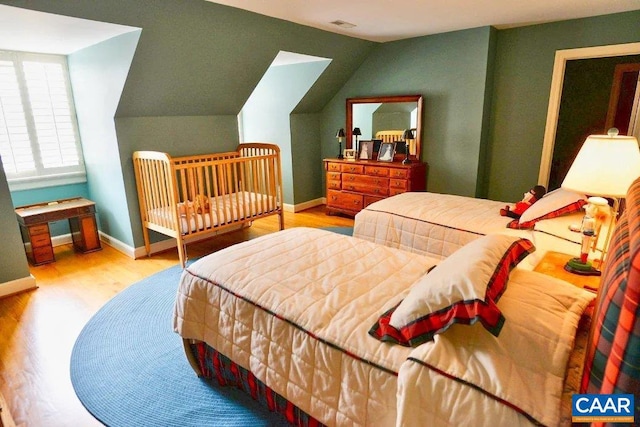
(0, 5, 138, 55)
(0, 1, 638, 56)
(207, 0, 640, 42)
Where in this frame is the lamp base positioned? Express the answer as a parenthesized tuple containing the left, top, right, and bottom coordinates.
(564, 258, 601, 276)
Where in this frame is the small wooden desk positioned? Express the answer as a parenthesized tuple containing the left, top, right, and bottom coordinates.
(15, 197, 102, 265)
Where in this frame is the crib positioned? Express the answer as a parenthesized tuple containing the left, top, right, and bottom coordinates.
(133, 143, 284, 267)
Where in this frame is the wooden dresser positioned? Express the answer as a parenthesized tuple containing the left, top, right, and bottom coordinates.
(324, 158, 427, 216)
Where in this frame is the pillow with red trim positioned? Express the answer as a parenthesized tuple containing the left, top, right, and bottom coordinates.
(507, 188, 586, 230)
(369, 234, 534, 347)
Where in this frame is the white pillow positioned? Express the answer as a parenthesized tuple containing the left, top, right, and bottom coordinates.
(518, 188, 586, 224)
(369, 234, 535, 346)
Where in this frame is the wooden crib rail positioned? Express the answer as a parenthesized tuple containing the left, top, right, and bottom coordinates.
(133, 143, 283, 267)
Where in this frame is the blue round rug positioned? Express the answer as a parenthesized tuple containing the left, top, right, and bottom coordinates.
(70, 264, 289, 427)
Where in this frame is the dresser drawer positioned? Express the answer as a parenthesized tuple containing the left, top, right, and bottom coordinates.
(364, 195, 385, 207)
(326, 162, 341, 172)
(341, 164, 364, 174)
(389, 188, 408, 196)
(390, 178, 408, 190)
(343, 174, 389, 187)
(327, 190, 363, 211)
(364, 165, 389, 177)
(327, 171, 341, 181)
(327, 180, 341, 190)
(389, 169, 409, 179)
(343, 182, 389, 196)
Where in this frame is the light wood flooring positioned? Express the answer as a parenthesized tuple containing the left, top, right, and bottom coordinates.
(0, 206, 353, 427)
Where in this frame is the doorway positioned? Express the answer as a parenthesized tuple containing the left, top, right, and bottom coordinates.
(538, 42, 640, 188)
(547, 56, 640, 190)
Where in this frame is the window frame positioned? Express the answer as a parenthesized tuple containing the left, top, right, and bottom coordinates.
(0, 50, 86, 191)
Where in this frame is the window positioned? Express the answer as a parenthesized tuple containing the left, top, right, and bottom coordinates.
(0, 51, 85, 190)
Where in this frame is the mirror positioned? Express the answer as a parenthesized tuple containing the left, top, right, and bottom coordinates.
(346, 95, 423, 160)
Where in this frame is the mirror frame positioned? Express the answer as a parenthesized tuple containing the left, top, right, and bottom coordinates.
(346, 94, 423, 159)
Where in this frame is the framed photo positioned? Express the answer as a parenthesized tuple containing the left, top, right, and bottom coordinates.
(377, 142, 396, 162)
(343, 148, 356, 161)
(358, 140, 374, 160)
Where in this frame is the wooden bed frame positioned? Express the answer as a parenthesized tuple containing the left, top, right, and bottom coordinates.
(133, 143, 284, 267)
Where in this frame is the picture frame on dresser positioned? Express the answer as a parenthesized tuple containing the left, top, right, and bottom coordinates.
(377, 142, 396, 162)
(343, 149, 356, 161)
(359, 141, 374, 160)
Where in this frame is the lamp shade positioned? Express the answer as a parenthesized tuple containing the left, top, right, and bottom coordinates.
(352, 127, 362, 136)
(336, 128, 345, 138)
(402, 129, 413, 140)
(561, 132, 640, 198)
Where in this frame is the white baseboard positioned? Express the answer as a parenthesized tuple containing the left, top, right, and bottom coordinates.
(0, 274, 37, 298)
(285, 198, 324, 213)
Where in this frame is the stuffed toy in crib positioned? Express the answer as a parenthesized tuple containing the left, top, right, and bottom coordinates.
(499, 185, 546, 219)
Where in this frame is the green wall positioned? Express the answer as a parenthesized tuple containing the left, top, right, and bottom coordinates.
(321, 27, 495, 197)
(488, 11, 640, 202)
(0, 160, 30, 284)
(1, 0, 639, 259)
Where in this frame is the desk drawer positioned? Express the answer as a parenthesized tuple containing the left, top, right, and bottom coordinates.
(31, 233, 52, 248)
(28, 224, 50, 236)
(32, 246, 54, 265)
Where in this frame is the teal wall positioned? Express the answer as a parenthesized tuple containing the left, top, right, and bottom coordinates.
(241, 60, 331, 204)
(487, 11, 640, 202)
(68, 31, 141, 246)
(0, 159, 30, 284)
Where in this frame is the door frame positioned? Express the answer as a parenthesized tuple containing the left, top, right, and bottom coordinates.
(538, 42, 640, 187)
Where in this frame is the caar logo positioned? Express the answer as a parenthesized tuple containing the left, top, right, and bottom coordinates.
(572, 394, 635, 423)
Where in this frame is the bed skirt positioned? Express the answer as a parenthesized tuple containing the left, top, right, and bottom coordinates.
(188, 341, 325, 427)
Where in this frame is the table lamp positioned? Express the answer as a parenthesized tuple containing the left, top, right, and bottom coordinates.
(352, 127, 362, 156)
(561, 128, 640, 274)
(402, 129, 413, 165)
(336, 128, 345, 159)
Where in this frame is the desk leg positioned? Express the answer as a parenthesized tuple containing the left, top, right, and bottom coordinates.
(69, 214, 102, 253)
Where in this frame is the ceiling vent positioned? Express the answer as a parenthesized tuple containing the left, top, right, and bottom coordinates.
(330, 20, 356, 29)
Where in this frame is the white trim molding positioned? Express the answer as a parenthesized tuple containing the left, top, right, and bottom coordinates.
(539, 42, 640, 187)
(285, 198, 324, 213)
(0, 274, 37, 298)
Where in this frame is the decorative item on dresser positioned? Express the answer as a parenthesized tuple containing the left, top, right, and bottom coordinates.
(335, 128, 345, 159)
(324, 158, 427, 216)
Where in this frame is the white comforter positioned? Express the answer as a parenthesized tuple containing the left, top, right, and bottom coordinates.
(353, 192, 520, 258)
(353, 192, 582, 270)
(173, 227, 593, 426)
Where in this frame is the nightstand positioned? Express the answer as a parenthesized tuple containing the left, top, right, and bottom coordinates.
(533, 251, 601, 292)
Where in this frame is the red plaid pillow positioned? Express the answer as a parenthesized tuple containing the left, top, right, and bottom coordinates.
(506, 188, 586, 230)
(369, 234, 534, 346)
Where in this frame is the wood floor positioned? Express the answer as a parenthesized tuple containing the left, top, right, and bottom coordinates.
(0, 206, 353, 427)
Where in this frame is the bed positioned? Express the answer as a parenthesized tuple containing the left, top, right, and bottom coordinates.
(352, 188, 606, 270)
(133, 143, 283, 267)
(172, 176, 640, 426)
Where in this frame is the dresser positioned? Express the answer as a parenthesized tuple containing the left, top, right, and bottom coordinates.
(324, 159, 427, 216)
